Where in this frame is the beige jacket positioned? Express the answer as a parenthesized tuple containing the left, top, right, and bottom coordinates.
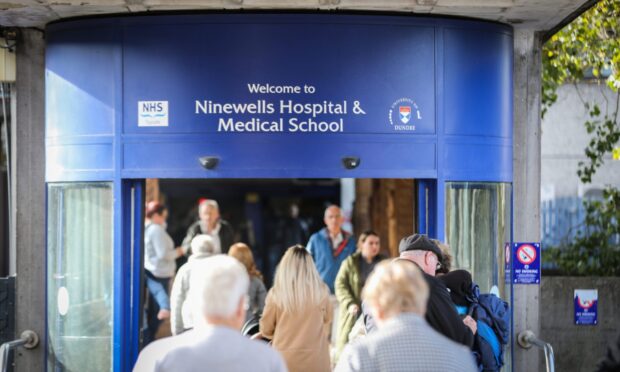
(260, 290, 333, 372)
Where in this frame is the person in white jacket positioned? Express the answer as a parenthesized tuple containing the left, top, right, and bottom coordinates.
(170, 234, 217, 335)
(144, 201, 183, 345)
(134, 255, 288, 372)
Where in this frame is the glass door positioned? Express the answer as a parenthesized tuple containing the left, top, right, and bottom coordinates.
(47, 183, 114, 371)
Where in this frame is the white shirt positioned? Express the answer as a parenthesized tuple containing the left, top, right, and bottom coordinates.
(133, 326, 288, 372)
(200, 221, 222, 254)
(330, 231, 344, 250)
(144, 223, 176, 278)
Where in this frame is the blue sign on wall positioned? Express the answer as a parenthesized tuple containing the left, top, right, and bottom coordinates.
(512, 242, 540, 284)
(574, 289, 598, 325)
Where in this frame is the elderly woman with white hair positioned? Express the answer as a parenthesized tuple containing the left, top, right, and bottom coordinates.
(170, 234, 217, 335)
(335, 259, 477, 372)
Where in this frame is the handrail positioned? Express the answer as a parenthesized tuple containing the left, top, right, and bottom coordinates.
(518, 330, 555, 372)
(0, 330, 38, 372)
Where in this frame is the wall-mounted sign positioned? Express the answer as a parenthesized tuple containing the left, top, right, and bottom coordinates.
(512, 242, 540, 284)
(138, 101, 169, 127)
(574, 289, 598, 325)
(122, 20, 437, 135)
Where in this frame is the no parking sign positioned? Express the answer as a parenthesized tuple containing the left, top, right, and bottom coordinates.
(512, 243, 540, 284)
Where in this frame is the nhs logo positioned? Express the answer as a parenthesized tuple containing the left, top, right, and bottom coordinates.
(138, 101, 168, 127)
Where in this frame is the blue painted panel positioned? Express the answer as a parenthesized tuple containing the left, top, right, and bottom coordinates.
(45, 14, 513, 183)
(122, 20, 435, 136)
(443, 139, 512, 182)
(46, 143, 114, 179)
(46, 27, 120, 137)
(443, 27, 512, 138)
(122, 135, 436, 178)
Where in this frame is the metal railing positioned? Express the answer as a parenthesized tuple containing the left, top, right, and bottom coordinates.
(518, 330, 555, 372)
(0, 330, 38, 372)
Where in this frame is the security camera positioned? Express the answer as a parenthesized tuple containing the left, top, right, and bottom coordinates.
(342, 157, 360, 170)
(199, 156, 219, 170)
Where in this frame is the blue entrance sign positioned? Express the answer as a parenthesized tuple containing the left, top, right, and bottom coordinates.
(574, 289, 598, 325)
(512, 243, 540, 284)
(46, 14, 513, 181)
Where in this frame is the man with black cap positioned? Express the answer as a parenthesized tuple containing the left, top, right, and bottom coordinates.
(363, 233, 476, 349)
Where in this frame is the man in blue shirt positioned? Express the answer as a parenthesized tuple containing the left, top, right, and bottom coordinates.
(306, 205, 356, 293)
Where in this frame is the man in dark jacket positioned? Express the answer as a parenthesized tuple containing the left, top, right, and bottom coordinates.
(363, 234, 475, 349)
(182, 199, 235, 255)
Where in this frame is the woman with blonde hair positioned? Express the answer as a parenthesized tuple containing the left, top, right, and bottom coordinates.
(228, 242, 267, 322)
(259, 245, 332, 372)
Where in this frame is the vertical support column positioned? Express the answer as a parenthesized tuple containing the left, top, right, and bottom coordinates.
(12, 29, 45, 372)
(513, 29, 542, 372)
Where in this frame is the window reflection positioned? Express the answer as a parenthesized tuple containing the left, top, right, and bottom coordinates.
(47, 183, 113, 372)
(445, 182, 511, 297)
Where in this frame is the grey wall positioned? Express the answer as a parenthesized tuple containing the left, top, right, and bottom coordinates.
(13, 29, 45, 371)
(540, 276, 620, 372)
(541, 83, 620, 199)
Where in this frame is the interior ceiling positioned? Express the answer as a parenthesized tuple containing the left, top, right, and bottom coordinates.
(0, 0, 595, 32)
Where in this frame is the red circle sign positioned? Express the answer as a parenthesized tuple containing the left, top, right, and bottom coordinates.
(516, 244, 536, 265)
(578, 298, 595, 308)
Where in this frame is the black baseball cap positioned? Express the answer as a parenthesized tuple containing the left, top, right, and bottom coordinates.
(398, 234, 443, 260)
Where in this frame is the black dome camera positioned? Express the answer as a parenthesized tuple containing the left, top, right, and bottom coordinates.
(199, 156, 220, 170)
(342, 157, 360, 170)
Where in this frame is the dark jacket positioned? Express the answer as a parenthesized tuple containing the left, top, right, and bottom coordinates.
(363, 272, 475, 349)
(596, 332, 620, 372)
(181, 219, 235, 254)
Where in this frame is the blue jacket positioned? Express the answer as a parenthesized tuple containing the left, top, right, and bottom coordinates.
(306, 228, 356, 293)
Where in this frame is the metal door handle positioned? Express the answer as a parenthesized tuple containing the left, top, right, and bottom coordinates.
(518, 330, 555, 372)
(0, 330, 39, 372)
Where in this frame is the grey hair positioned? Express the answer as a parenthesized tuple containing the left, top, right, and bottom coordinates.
(191, 234, 216, 255)
(188, 255, 249, 320)
(199, 199, 219, 213)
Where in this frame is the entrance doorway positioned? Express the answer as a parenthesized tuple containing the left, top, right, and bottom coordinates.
(140, 178, 418, 343)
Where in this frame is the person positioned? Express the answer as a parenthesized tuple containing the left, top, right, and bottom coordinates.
(431, 239, 453, 275)
(258, 245, 332, 372)
(170, 234, 217, 335)
(596, 332, 620, 371)
(270, 203, 310, 278)
(440, 270, 510, 372)
(282, 204, 309, 248)
(143, 201, 184, 345)
(306, 205, 356, 293)
(228, 242, 267, 322)
(335, 260, 477, 372)
(181, 199, 235, 255)
(334, 230, 386, 357)
(133, 255, 288, 372)
(362, 234, 476, 348)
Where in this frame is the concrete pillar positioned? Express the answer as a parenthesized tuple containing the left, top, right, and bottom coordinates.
(12, 28, 45, 371)
(513, 29, 543, 371)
